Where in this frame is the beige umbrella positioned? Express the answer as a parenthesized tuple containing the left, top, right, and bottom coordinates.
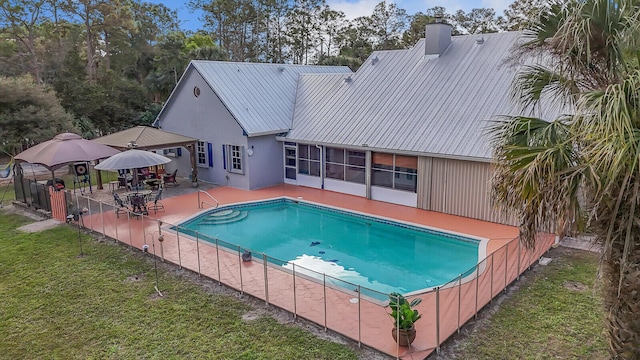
(15, 133, 120, 170)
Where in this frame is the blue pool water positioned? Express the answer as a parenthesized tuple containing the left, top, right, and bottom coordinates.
(178, 199, 479, 296)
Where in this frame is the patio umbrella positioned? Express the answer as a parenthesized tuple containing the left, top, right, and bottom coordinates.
(94, 149, 171, 170)
(15, 133, 120, 170)
(95, 149, 172, 191)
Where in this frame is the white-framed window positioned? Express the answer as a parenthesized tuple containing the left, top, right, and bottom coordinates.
(371, 153, 417, 192)
(196, 141, 208, 167)
(284, 142, 297, 180)
(325, 147, 365, 184)
(224, 144, 244, 174)
(297, 144, 320, 177)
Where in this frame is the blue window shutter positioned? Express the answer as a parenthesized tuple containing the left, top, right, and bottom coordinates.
(177, 148, 182, 157)
(207, 143, 213, 167)
(222, 144, 227, 169)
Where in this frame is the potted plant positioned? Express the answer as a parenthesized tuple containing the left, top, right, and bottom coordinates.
(190, 173, 199, 188)
(388, 292, 422, 346)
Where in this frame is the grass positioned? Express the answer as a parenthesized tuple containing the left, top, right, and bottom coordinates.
(0, 183, 15, 203)
(451, 248, 608, 359)
(0, 208, 609, 360)
(0, 210, 357, 360)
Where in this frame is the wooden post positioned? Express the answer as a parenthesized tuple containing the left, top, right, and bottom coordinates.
(187, 143, 198, 182)
(94, 159, 103, 190)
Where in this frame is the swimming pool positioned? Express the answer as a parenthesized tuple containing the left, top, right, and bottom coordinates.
(177, 198, 481, 296)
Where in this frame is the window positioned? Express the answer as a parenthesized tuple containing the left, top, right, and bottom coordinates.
(284, 143, 297, 180)
(298, 144, 320, 177)
(372, 153, 417, 192)
(230, 145, 242, 173)
(223, 144, 243, 174)
(325, 147, 365, 184)
(162, 148, 181, 157)
(196, 141, 207, 167)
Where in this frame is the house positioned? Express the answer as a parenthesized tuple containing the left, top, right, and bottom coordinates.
(155, 22, 547, 225)
(153, 61, 351, 189)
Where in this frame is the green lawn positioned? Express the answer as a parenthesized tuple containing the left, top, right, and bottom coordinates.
(450, 247, 608, 359)
(0, 209, 609, 360)
(0, 211, 357, 360)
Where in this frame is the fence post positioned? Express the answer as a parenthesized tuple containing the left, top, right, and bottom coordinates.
(490, 253, 494, 303)
(357, 284, 361, 348)
(292, 263, 297, 319)
(195, 230, 201, 277)
(88, 198, 93, 231)
(238, 246, 244, 294)
(474, 266, 479, 319)
(457, 274, 462, 333)
(323, 273, 327, 331)
(504, 241, 509, 292)
(175, 226, 182, 269)
(263, 253, 269, 305)
(99, 201, 106, 238)
(112, 202, 118, 242)
(517, 238, 521, 280)
(127, 210, 132, 247)
(215, 237, 221, 284)
(436, 286, 441, 353)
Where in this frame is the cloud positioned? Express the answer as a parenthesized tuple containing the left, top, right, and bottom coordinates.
(327, 0, 381, 20)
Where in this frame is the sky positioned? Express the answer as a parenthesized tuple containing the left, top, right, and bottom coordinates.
(147, 0, 513, 32)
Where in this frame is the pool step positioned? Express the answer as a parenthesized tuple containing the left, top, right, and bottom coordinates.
(200, 210, 248, 225)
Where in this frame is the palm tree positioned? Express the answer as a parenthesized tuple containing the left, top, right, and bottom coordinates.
(491, 0, 640, 358)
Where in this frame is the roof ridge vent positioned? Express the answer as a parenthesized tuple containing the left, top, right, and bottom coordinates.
(476, 37, 485, 44)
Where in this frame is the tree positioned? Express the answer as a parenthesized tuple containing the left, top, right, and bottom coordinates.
(368, 1, 408, 50)
(0, 75, 76, 153)
(491, 0, 640, 357)
(451, 8, 502, 34)
(0, 0, 49, 82)
(501, 0, 547, 31)
(402, 12, 431, 47)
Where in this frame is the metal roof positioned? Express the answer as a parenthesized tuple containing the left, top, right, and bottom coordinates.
(287, 32, 548, 161)
(93, 126, 198, 150)
(187, 61, 351, 136)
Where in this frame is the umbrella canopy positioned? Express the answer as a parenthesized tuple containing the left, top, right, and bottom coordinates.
(94, 149, 171, 170)
(15, 133, 120, 170)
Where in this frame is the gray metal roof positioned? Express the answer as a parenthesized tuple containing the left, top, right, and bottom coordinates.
(287, 32, 538, 161)
(189, 61, 351, 136)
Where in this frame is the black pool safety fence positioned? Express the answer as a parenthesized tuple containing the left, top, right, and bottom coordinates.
(55, 191, 556, 359)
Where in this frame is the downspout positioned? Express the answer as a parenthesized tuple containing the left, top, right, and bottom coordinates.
(316, 144, 324, 189)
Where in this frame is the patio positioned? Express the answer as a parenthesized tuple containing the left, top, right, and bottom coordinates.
(55, 184, 553, 359)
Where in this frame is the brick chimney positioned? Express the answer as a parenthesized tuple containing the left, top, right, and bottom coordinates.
(425, 15, 452, 56)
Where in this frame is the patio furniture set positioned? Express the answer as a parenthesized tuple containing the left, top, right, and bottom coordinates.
(113, 187, 165, 217)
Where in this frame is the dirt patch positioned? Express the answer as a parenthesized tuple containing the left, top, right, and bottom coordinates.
(123, 274, 145, 283)
(564, 280, 588, 292)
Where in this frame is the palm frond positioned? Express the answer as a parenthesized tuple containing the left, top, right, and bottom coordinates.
(489, 115, 583, 247)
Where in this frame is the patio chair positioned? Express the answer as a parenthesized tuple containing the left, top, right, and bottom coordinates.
(117, 176, 128, 189)
(147, 188, 165, 214)
(112, 191, 129, 218)
(129, 193, 148, 217)
(162, 169, 178, 187)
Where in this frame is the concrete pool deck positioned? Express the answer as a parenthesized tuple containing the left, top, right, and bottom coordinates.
(74, 184, 550, 359)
